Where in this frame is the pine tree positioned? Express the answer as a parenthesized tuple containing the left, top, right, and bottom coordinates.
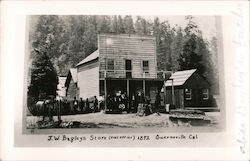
(28, 47, 58, 101)
(29, 15, 60, 101)
(179, 16, 205, 74)
(153, 17, 165, 71)
(170, 27, 184, 71)
(110, 15, 119, 33)
(135, 16, 149, 35)
(117, 15, 125, 33)
(123, 15, 135, 34)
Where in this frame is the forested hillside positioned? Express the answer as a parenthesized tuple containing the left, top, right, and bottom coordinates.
(29, 15, 219, 94)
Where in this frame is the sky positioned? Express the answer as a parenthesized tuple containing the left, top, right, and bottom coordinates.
(137, 15, 217, 40)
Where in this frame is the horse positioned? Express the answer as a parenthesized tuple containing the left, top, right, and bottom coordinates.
(35, 100, 51, 116)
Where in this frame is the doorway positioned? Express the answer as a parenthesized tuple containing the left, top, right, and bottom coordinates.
(125, 59, 132, 78)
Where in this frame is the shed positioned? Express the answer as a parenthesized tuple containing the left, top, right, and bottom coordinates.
(56, 76, 67, 99)
(164, 69, 214, 108)
(65, 68, 78, 100)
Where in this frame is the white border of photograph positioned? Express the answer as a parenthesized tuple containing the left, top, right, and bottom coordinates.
(0, 0, 249, 160)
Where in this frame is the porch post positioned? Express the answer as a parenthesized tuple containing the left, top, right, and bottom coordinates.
(171, 79, 175, 105)
(143, 79, 146, 96)
(127, 79, 130, 109)
(104, 78, 107, 112)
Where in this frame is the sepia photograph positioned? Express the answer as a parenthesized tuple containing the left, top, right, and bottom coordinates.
(1, 0, 249, 160)
(25, 15, 222, 131)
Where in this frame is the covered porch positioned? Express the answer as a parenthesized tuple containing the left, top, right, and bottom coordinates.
(99, 78, 164, 112)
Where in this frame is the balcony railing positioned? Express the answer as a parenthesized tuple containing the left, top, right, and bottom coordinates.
(99, 70, 172, 79)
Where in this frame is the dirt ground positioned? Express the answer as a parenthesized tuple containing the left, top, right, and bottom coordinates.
(26, 112, 221, 129)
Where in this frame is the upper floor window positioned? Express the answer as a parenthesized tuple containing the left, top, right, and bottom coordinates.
(202, 89, 209, 100)
(107, 59, 114, 71)
(142, 60, 149, 71)
(185, 89, 192, 100)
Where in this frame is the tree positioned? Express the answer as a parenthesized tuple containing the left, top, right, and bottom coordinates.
(160, 21, 175, 70)
(97, 16, 111, 33)
(135, 16, 149, 35)
(110, 15, 119, 33)
(170, 26, 184, 71)
(28, 48, 58, 101)
(153, 17, 165, 71)
(29, 15, 61, 101)
(123, 15, 135, 34)
(179, 16, 205, 75)
(117, 15, 125, 33)
(208, 36, 220, 94)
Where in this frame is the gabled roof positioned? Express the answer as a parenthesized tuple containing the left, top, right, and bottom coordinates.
(76, 50, 99, 67)
(69, 68, 77, 83)
(65, 68, 77, 87)
(165, 69, 197, 87)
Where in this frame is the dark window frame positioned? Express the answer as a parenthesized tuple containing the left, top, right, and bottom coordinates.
(107, 59, 115, 71)
(142, 60, 149, 71)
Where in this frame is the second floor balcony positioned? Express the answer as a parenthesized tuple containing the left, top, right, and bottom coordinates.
(99, 70, 172, 80)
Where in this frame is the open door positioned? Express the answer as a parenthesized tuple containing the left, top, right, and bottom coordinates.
(179, 89, 184, 108)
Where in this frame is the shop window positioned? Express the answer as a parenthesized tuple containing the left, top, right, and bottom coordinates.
(203, 89, 209, 100)
(185, 89, 192, 100)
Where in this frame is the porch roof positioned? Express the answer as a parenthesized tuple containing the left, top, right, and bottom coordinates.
(100, 77, 165, 81)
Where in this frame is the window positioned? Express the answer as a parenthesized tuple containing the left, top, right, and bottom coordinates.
(202, 89, 209, 100)
(107, 59, 114, 71)
(142, 60, 149, 71)
(185, 89, 192, 100)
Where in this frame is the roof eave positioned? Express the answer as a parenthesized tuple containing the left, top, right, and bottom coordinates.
(76, 57, 99, 67)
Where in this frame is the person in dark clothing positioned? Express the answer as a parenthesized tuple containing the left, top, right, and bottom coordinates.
(85, 98, 90, 113)
(48, 97, 54, 121)
(140, 92, 145, 104)
(63, 99, 70, 114)
(79, 98, 84, 112)
(93, 96, 98, 112)
(122, 92, 129, 113)
(107, 95, 112, 111)
(73, 97, 78, 114)
(155, 93, 161, 115)
(145, 99, 152, 116)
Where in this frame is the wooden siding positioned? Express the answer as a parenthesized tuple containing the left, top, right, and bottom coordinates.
(66, 79, 77, 100)
(166, 88, 184, 108)
(77, 61, 99, 99)
(184, 73, 210, 89)
(98, 34, 157, 79)
(165, 73, 212, 107)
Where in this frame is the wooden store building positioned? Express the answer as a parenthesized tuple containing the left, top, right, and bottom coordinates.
(65, 34, 167, 109)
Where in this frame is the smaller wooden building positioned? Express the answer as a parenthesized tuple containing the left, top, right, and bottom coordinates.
(56, 76, 67, 100)
(64, 68, 78, 100)
(164, 69, 214, 108)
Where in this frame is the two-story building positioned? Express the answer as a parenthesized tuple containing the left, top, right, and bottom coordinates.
(66, 34, 166, 109)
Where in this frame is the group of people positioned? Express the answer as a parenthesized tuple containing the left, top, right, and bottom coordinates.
(36, 92, 162, 121)
(106, 91, 162, 115)
(106, 92, 129, 112)
(63, 96, 99, 114)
